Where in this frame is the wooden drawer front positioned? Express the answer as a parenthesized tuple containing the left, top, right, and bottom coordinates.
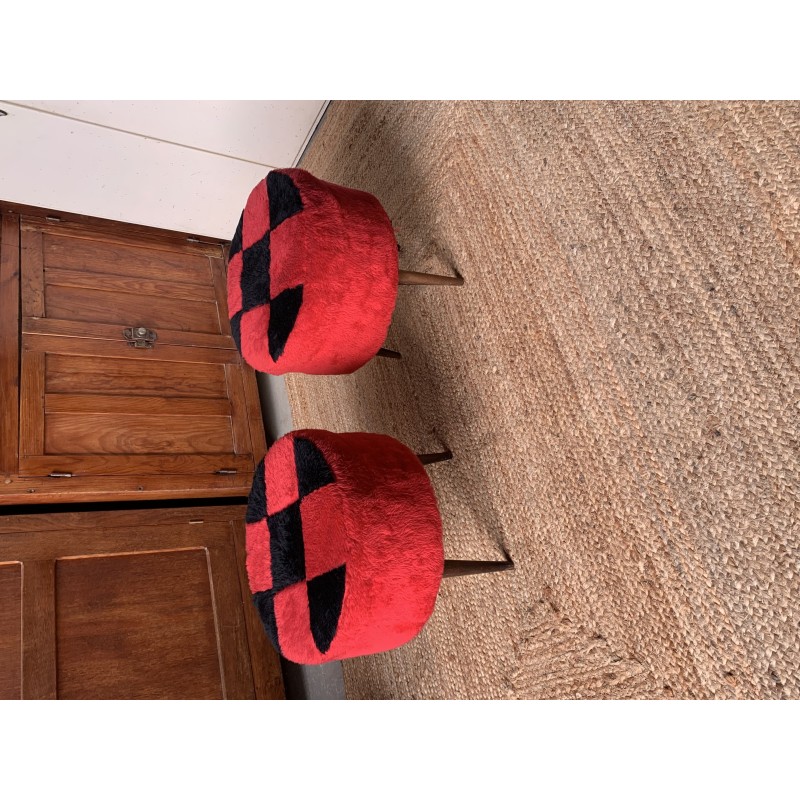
(0, 508, 285, 700)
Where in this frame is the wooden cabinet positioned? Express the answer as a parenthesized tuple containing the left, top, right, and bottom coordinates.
(0, 505, 284, 699)
(0, 203, 283, 700)
(1, 204, 265, 504)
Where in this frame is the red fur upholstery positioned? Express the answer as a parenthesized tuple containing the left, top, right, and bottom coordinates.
(227, 169, 399, 375)
(245, 430, 444, 664)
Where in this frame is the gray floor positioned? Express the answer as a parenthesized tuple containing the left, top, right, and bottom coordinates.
(255, 372, 346, 700)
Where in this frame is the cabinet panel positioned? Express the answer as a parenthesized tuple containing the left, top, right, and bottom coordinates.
(0, 214, 20, 477)
(45, 395, 232, 416)
(0, 507, 284, 700)
(25, 316, 235, 350)
(45, 284, 222, 334)
(45, 267, 217, 303)
(45, 413, 234, 455)
(56, 549, 223, 700)
(20, 346, 250, 476)
(41, 229, 213, 285)
(44, 352, 229, 397)
(27, 221, 226, 341)
(18, 454, 254, 478)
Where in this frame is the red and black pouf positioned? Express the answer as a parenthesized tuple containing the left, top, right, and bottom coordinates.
(226, 169, 399, 375)
(245, 429, 444, 665)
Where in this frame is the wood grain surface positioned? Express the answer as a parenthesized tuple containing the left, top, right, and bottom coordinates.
(44, 353, 228, 397)
(44, 413, 234, 455)
(0, 562, 22, 700)
(24, 316, 235, 350)
(18, 453, 252, 478)
(40, 228, 214, 281)
(0, 213, 20, 477)
(56, 549, 224, 699)
(44, 267, 217, 303)
(0, 507, 284, 699)
(22, 560, 57, 699)
(45, 285, 221, 334)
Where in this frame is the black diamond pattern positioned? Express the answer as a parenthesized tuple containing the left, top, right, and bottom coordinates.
(250, 437, 347, 656)
(307, 565, 347, 654)
(267, 171, 304, 229)
(240, 229, 271, 313)
(268, 285, 304, 361)
(294, 436, 335, 498)
(232, 172, 307, 362)
(267, 500, 306, 591)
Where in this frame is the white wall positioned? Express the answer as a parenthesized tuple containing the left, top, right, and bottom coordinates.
(0, 100, 327, 239)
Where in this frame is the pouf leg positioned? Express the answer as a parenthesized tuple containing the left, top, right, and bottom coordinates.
(443, 559, 515, 578)
(399, 269, 464, 286)
(377, 264, 463, 360)
(417, 447, 514, 577)
(416, 450, 453, 465)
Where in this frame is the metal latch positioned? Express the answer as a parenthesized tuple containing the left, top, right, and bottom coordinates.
(123, 326, 157, 349)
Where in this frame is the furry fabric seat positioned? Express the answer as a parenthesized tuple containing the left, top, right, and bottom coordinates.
(245, 429, 444, 664)
(226, 169, 399, 375)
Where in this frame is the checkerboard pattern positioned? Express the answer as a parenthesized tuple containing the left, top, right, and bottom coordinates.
(228, 171, 306, 363)
(246, 435, 346, 656)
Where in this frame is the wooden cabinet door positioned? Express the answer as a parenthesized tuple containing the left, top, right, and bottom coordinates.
(0, 506, 284, 700)
(1, 210, 265, 503)
(19, 337, 254, 479)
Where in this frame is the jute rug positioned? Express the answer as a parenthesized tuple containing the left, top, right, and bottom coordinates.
(288, 101, 800, 699)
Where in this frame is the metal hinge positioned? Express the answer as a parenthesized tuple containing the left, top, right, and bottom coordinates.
(123, 326, 157, 349)
(49, 472, 73, 478)
(215, 469, 238, 475)
(46, 215, 61, 223)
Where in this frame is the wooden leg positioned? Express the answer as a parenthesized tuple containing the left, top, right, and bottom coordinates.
(376, 347, 401, 359)
(399, 269, 464, 286)
(417, 450, 453, 465)
(442, 559, 514, 578)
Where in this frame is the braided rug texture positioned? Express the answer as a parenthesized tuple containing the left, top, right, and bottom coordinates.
(286, 101, 800, 699)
